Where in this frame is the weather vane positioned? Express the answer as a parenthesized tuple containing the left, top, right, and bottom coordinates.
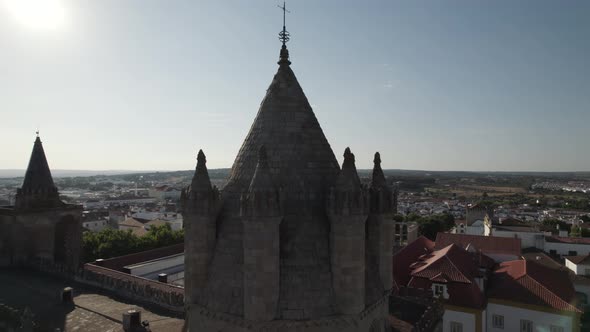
(278, 1, 290, 45)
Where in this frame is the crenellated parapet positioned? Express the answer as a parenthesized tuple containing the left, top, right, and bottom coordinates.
(182, 149, 221, 306)
(327, 147, 369, 315)
(241, 146, 283, 321)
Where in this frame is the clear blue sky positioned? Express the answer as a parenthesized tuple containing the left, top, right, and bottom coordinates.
(1, 0, 589, 171)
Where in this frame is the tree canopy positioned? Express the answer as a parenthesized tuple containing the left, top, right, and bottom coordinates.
(82, 224, 184, 263)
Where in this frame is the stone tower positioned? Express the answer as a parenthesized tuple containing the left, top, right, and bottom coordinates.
(183, 27, 396, 332)
(0, 135, 82, 269)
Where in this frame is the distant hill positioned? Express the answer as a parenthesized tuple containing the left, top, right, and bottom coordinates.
(1, 168, 589, 180)
(0, 169, 151, 178)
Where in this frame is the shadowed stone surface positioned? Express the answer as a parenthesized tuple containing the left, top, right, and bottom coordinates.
(0, 269, 184, 332)
(184, 43, 395, 331)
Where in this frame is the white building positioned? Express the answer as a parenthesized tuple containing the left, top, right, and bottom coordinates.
(396, 235, 581, 332)
(82, 219, 109, 232)
(565, 255, 590, 276)
(545, 236, 590, 257)
(149, 185, 182, 201)
(491, 225, 547, 249)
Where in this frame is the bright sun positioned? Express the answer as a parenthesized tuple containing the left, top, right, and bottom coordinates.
(2, 0, 67, 30)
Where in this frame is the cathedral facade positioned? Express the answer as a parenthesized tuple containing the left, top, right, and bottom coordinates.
(0, 136, 82, 270)
(182, 39, 396, 331)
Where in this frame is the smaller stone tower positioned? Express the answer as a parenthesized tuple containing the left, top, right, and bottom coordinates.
(327, 147, 369, 314)
(0, 134, 82, 270)
(181, 150, 220, 305)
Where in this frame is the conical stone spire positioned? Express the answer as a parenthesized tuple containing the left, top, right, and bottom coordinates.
(371, 152, 387, 189)
(15, 135, 62, 210)
(248, 146, 275, 193)
(189, 149, 212, 193)
(335, 147, 361, 191)
(225, 45, 339, 202)
(369, 151, 394, 214)
(21, 136, 57, 193)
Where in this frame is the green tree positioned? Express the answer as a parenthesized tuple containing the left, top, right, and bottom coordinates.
(541, 218, 569, 232)
(571, 225, 582, 238)
(82, 224, 184, 263)
(414, 213, 455, 241)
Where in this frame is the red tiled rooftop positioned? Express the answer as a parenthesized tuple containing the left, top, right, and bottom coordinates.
(489, 259, 581, 313)
(407, 243, 488, 309)
(392, 236, 435, 287)
(410, 244, 476, 284)
(565, 255, 590, 265)
(546, 236, 590, 245)
(435, 233, 521, 256)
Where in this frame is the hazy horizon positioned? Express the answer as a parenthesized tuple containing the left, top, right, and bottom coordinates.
(2, 1, 589, 172)
(2, 167, 590, 180)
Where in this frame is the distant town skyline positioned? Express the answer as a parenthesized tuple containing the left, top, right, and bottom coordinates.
(1, 0, 589, 172)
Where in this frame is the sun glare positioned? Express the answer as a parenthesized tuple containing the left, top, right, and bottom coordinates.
(2, 0, 67, 31)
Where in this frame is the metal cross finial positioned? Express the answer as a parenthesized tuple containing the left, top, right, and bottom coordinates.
(35, 129, 39, 137)
(278, 1, 290, 45)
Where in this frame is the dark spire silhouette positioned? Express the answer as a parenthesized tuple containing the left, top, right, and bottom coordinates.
(248, 146, 275, 192)
(189, 149, 212, 192)
(371, 152, 387, 189)
(15, 134, 62, 209)
(335, 147, 361, 191)
(277, 1, 291, 65)
(21, 135, 57, 194)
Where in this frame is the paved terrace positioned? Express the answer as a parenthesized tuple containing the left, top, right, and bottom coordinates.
(0, 269, 184, 332)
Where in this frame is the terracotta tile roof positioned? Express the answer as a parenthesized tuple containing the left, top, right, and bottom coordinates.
(494, 225, 540, 233)
(410, 244, 475, 284)
(146, 219, 169, 228)
(392, 236, 435, 287)
(119, 217, 148, 237)
(546, 236, 590, 245)
(565, 255, 590, 265)
(435, 233, 521, 256)
(522, 251, 565, 271)
(407, 244, 488, 309)
(489, 260, 581, 313)
(119, 217, 145, 227)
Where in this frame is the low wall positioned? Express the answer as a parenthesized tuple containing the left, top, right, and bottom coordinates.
(81, 264, 184, 312)
(23, 258, 185, 313)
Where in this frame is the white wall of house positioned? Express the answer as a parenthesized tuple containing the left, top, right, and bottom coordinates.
(483, 222, 491, 236)
(82, 219, 108, 232)
(486, 302, 574, 332)
(466, 221, 485, 236)
(169, 218, 183, 231)
(565, 259, 590, 276)
(442, 309, 476, 332)
(545, 242, 590, 256)
(491, 230, 544, 249)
